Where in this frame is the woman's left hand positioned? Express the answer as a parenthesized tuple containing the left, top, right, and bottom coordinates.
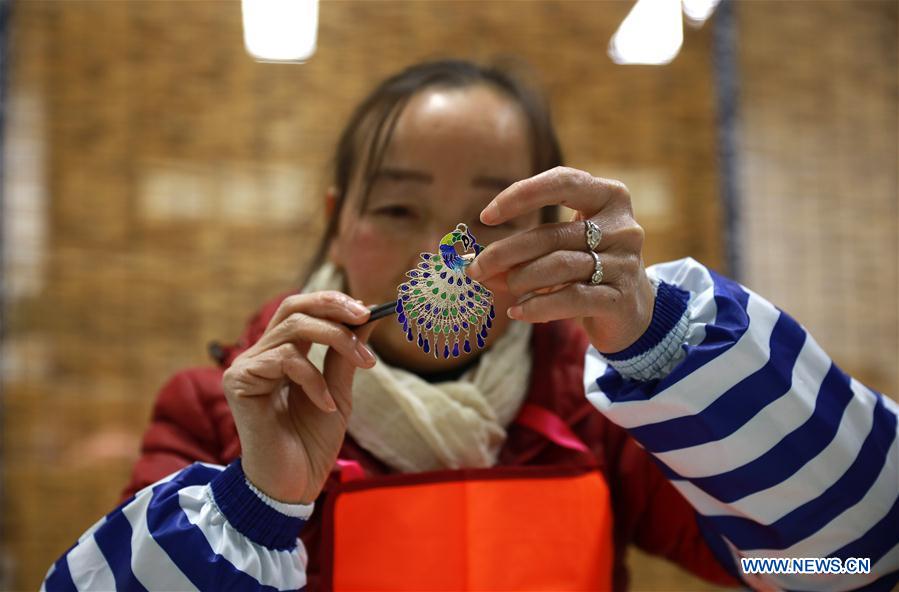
(466, 166, 656, 354)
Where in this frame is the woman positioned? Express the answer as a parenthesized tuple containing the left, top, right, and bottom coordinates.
(44, 60, 898, 591)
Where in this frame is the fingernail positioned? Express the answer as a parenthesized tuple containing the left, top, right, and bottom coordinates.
(348, 300, 369, 316)
(481, 203, 498, 225)
(355, 340, 376, 366)
(507, 305, 522, 320)
(466, 259, 483, 280)
(323, 389, 337, 412)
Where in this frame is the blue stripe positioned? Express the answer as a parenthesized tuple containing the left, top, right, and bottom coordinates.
(172, 462, 223, 487)
(680, 361, 853, 503)
(704, 394, 897, 550)
(831, 486, 899, 564)
(44, 552, 77, 592)
(803, 569, 899, 592)
(210, 458, 304, 551)
(703, 503, 899, 592)
(629, 311, 806, 452)
(594, 270, 751, 404)
(145, 473, 283, 592)
(593, 365, 631, 401)
(94, 507, 149, 592)
(656, 270, 752, 389)
(696, 513, 897, 592)
(602, 281, 690, 360)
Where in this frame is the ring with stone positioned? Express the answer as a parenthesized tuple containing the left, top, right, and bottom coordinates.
(588, 251, 604, 285)
(584, 219, 602, 252)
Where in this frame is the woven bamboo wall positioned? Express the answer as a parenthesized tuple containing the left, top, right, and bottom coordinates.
(738, 1, 898, 398)
(1, 1, 895, 590)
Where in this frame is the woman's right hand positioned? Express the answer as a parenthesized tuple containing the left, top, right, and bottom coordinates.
(222, 291, 377, 504)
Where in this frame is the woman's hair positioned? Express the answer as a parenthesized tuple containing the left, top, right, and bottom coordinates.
(308, 58, 564, 272)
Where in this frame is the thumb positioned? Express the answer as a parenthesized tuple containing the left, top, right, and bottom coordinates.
(354, 321, 377, 345)
(323, 322, 377, 414)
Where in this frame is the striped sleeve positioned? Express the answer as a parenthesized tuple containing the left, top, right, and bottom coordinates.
(42, 460, 312, 592)
(585, 257, 899, 592)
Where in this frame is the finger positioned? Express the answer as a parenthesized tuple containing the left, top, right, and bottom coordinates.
(468, 218, 643, 282)
(253, 313, 374, 369)
(225, 342, 298, 398)
(505, 251, 630, 298)
(505, 281, 624, 324)
(468, 221, 577, 281)
(265, 291, 370, 333)
(480, 167, 629, 225)
(323, 323, 377, 415)
(224, 360, 282, 398)
(355, 322, 376, 346)
(280, 348, 337, 413)
(241, 343, 297, 381)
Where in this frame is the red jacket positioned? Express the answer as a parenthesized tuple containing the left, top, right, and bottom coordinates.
(123, 294, 738, 591)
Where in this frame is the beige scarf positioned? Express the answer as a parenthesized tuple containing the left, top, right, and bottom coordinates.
(304, 263, 533, 473)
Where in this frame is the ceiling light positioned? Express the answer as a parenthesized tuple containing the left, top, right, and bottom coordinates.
(242, 0, 318, 63)
(608, 0, 684, 66)
(682, 0, 721, 27)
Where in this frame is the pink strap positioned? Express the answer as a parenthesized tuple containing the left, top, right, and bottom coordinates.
(515, 403, 591, 454)
(336, 459, 366, 483)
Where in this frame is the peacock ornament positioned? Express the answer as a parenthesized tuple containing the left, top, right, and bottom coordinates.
(395, 223, 495, 359)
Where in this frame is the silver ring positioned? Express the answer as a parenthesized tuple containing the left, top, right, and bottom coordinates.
(589, 251, 604, 285)
(584, 219, 602, 251)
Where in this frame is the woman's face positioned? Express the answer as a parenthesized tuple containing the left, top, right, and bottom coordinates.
(329, 84, 541, 372)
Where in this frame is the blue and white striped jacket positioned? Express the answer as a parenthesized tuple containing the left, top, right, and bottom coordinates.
(44, 258, 899, 591)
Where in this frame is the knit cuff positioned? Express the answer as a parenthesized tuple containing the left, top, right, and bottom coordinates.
(210, 458, 312, 551)
(598, 281, 691, 381)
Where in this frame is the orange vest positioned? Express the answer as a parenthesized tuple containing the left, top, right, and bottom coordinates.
(318, 404, 615, 591)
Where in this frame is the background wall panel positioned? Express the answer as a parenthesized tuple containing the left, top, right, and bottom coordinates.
(2, 1, 895, 589)
(738, 1, 898, 398)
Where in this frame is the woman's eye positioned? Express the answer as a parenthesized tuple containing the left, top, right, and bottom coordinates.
(373, 205, 416, 219)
